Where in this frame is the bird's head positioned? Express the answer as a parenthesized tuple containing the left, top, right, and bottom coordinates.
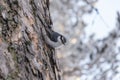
(58, 35, 66, 45)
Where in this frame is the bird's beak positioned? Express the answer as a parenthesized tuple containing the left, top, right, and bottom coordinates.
(62, 41, 66, 45)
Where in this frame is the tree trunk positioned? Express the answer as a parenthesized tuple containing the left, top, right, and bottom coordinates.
(0, 0, 61, 80)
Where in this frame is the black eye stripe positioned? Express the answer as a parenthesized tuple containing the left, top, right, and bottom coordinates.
(60, 36, 63, 41)
(61, 36, 66, 44)
(60, 36, 63, 42)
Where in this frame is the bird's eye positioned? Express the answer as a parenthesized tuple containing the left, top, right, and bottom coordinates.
(61, 36, 66, 44)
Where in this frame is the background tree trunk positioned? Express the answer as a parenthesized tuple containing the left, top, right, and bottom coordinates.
(0, 0, 61, 80)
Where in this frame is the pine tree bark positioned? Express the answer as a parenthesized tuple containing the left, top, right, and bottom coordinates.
(0, 0, 61, 80)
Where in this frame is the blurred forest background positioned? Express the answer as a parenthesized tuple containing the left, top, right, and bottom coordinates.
(49, 0, 120, 80)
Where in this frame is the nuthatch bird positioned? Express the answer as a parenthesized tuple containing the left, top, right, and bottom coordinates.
(42, 27, 66, 48)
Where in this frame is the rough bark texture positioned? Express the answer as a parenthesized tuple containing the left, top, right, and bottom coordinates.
(0, 0, 61, 80)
